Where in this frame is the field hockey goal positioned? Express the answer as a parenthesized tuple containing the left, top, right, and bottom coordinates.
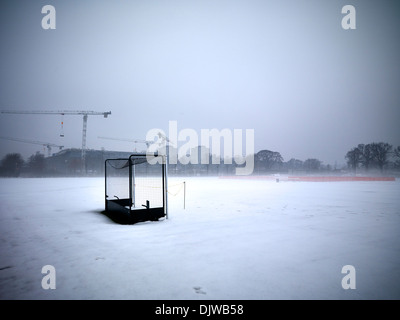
(104, 154, 167, 223)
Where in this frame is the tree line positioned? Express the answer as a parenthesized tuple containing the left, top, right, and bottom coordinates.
(253, 142, 400, 174)
(1, 142, 399, 177)
(0, 152, 46, 177)
(345, 142, 400, 174)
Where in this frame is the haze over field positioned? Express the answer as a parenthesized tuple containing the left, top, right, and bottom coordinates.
(1, 0, 399, 165)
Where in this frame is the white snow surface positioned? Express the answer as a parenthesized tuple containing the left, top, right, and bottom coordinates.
(0, 177, 399, 300)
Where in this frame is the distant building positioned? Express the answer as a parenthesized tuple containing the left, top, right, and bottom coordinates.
(43, 146, 239, 176)
(45, 148, 136, 176)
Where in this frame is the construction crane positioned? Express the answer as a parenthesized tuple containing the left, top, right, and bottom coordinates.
(0, 110, 111, 171)
(0, 136, 64, 157)
(98, 136, 154, 149)
(98, 133, 173, 151)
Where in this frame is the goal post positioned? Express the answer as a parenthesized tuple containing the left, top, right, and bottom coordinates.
(104, 153, 168, 223)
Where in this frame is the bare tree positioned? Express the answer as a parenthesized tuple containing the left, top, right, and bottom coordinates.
(27, 152, 46, 176)
(394, 146, 400, 168)
(0, 153, 25, 177)
(345, 147, 362, 174)
(358, 144, 374, 171)
(303, 158, 322, 172)
(286, 158, 303, 173)
(370, 142, 392, 173)
(255, 150, 283, 173)
(394, 146, 400, 157)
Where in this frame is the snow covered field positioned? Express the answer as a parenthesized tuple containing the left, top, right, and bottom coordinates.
(0, 176, 399, 300)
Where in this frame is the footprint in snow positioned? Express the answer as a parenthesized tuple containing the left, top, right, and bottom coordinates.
(193, 286, 206, 294)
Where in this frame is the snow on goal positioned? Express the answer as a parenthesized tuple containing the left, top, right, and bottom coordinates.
(104, 154, 167, 223)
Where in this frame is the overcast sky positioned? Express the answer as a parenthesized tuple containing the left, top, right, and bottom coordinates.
(0, 0, 399, 166)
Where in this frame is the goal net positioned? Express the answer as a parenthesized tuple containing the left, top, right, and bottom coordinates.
(105, 154, 167, 223)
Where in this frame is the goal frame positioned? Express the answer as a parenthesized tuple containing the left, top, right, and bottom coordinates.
(104, 153, 168, 223)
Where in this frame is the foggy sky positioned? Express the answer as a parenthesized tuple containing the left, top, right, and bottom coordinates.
(1, 0, 399, 166)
